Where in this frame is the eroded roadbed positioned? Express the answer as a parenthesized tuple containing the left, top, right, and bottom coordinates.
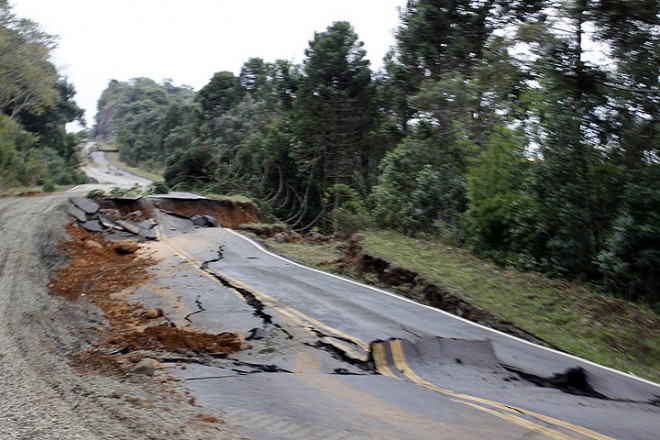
(137, 217, 659, 439)
(57, 195, 660, 439)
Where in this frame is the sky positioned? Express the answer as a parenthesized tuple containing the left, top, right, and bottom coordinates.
(10, 0, 407, 130)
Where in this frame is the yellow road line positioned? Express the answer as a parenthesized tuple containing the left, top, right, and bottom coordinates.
(285, 307, 370, 352)
(389, 339, 614, 440)
(451, 399, 575, 440)
(372, 342, 399, 379)
(500, 405, 616, 440)
(320, 337, 370, 363)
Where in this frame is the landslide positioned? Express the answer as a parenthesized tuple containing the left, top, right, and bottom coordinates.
(0, 194, 239, 440)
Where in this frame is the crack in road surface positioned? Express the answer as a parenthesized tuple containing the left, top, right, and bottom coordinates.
(183, 294, 205, 325)
(199, 245, 224, 271)
(195, 243, 621, 400)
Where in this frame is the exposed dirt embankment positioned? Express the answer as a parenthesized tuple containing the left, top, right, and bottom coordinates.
(149, 198, 259, 229)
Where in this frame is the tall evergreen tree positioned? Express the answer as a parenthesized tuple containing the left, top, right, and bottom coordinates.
(292, 21, 378, 227)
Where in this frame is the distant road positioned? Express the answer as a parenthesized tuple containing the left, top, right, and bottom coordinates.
(80, 143, 153, 188)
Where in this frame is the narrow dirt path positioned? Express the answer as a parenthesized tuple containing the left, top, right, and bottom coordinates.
(0, 195, 236, 440)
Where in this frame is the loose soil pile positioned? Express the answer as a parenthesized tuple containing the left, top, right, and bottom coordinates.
(49, 224, 246, 375)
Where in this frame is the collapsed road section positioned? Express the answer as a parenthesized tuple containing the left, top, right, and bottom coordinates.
(65, 194, 260, 241)
(58, 192, 660, 439)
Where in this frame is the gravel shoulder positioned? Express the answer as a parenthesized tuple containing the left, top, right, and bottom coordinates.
(0, 194, 236, 440)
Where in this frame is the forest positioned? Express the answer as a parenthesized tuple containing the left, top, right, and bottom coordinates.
(4, 0, 654, 306)
(0, 0, 86, 190)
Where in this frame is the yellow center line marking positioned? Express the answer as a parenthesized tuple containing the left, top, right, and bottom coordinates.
(451, 399, 575, 440)
(320, 337, 370, 363)
(372, 342, 399, 379)
(285, 307, 370, 352)
(389, 340, 615, 440)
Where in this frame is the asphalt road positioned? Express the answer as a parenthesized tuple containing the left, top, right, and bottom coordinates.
(144, 220, 660, 440)
(80, 147, 153, 188)
(67, 153, 660, 439)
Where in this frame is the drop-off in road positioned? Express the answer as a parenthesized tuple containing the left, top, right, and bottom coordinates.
(0, 152, 659, 439)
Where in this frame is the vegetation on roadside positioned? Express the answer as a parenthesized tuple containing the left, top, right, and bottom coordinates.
(262, 229, 660, 383)
(0, 2, 87, 192)
(91, 0, 659, 308)
(0, 183, 75, 197)
(201, 193, 255, 204)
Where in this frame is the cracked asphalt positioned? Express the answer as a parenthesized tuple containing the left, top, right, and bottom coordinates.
(0, 194, 244, 440)
(2, 147, 658, 439)
(133, 213, 660, 440)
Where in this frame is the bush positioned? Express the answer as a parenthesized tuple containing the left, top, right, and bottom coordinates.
(331, 208, 373, 239)
(86, 189, 105, 199)
(146, 182, 169, 195)
(595, 166, 660, 306)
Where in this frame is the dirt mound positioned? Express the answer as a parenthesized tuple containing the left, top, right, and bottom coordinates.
(50, 224, 247, 376)
(125, 326, 244, 354)
(49, 224, 155, 301)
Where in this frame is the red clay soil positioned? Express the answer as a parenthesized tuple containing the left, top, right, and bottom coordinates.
(150, 198, 259, 229)
(50, 224, 246, 375)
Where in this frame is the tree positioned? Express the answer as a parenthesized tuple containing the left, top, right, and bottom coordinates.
(596, 165, 660, 306)
(291, 21, 378, 228)
(0, 1, 85, 189)
(463, 125, 529, 258)
(371, 135, 466, 237)
(196, 71, 244, 122)
(16, 79, 85, 161)
(94, 78, 195, 169)
(0, 2, 59, 119)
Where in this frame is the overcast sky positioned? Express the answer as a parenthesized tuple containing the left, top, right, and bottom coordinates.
(10, 0, 406, 129)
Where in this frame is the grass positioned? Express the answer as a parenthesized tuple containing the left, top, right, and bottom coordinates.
(264, 229, 660, 383)
(105, 152, 164, 183)
(265, 239, 343, 268)
(0, 184, 76, 196)
(203, 193, 255, 204)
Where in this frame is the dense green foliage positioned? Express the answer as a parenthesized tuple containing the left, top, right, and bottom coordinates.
(92, 1, 659, 306)
(93, 78, 195, 170)
(0, 1, 86, 189)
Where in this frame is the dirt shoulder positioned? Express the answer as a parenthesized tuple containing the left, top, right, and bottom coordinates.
(0, 194, 238, 440)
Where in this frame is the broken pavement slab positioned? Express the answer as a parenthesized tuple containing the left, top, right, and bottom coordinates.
(97, 214, 121, 230)
(115, 220, 157, 240)
(69, 196, 100, 215)
(190, 214, 220, 228)
(80, 219, 104, 233)
(66, 204, 88, 223)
